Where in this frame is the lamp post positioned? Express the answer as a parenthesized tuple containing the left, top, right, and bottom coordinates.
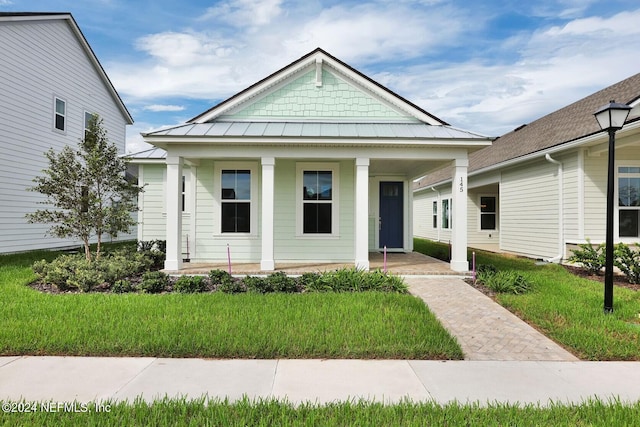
(593, 100, 631, 313)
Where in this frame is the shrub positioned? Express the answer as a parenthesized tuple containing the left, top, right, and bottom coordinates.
(243, 276, 269, 293)
(32, 254, 105, 292)
(299, 272, 330, 292)
(265, 271, 298, 293)
(216, 277, 245, 293)
(568, 239, 605, 275)
(173, 275, 208, 293)
(209, 269, 232, 285)
(137, 240, 166, 269)
(614, 243, 640, 284)
(112, 279, 133, 293)
(139, 271, 168, 293)
(480, 270, 533, 294)
(313, 268, 408, 293)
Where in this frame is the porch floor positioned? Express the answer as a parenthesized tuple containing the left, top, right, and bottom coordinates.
(172, 252, 464, 276)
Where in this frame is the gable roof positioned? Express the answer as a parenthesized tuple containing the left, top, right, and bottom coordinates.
(416, 72, 640, 189)
(189, 48, 447, 126)
(0, 12, 133, 124)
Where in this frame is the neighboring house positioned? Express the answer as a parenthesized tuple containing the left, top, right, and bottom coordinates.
(0, 12, 133, 253)
(414, 73, 640, 261)
(131, 48, 492, 272)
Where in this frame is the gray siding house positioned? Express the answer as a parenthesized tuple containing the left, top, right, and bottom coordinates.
(414, 73, 640, 261)
(0, 13, 133, 253)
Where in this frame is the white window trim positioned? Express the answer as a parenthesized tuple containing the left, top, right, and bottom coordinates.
(616, 162, 640, 242)
(53, 96, 66, 133)
(213, 161, 258, 237)
(296, 162, 340, 238)
(478, 194, 498, 232)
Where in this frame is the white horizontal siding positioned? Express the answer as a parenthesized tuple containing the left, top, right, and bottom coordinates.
(0, 18, 130, 253)
(500, 160, 559, 258)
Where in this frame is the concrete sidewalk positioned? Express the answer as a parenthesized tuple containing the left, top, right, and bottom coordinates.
(2, 356, 640, 406)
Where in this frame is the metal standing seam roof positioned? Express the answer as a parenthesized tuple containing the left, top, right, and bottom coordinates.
(143, 122, 490, 140)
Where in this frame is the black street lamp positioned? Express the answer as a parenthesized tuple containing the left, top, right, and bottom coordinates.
(593, 100, 631, 313)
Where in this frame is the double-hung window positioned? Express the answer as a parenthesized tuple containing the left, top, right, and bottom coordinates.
(442, 198, 452, 229)
(618, 166, 640, 238)
(432, 201, 438, 228)
(221, 169, 251, 233)
(54, 97, 66, 132)
(297, 163, 339, 236)
(479, 196, 497, 230)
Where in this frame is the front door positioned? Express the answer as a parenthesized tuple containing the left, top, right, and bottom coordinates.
(379, 181, 403, 249)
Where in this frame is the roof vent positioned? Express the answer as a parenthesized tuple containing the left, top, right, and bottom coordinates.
(513, 124, 527, 132)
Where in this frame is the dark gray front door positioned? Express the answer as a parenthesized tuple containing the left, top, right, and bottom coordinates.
(379, 181, 403, 249)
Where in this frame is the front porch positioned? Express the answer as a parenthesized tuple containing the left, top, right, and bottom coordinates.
(169, 251, 464, 276)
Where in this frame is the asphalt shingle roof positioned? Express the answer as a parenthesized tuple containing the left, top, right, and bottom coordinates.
(416, 72, 640, 189)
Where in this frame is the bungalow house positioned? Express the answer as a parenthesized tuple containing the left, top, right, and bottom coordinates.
(414, 72, 640, 261)
(131, 48, 492, 272)
(0, 12, 133, 253)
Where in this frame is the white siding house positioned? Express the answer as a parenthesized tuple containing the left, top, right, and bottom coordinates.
(0, 13, 133, 253)
(131, 49, 492, 272)
(414, 73, 640, 261)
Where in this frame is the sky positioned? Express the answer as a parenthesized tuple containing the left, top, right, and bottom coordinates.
(3, 0, 640, 153)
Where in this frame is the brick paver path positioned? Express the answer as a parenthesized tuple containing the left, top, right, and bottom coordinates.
(406, 277, 579, 361)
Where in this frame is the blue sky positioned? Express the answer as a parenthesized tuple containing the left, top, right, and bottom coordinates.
(3, 0, 639, 152)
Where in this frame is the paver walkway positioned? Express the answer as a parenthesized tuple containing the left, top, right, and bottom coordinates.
(406, 277, 579, 361)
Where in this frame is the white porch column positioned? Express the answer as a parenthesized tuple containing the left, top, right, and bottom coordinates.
(261, 157, 275, 271)
(451, 157, 469, 272)
(165, 155, 183, 271)
(355, 158, 370, 270)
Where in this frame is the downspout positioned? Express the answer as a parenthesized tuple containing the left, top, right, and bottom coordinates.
(431, 187, 441, 242)
(545, 154, 564, 263)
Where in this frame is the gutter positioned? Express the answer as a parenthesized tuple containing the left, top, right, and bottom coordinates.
(414, 120, 640, 191)
(545, 154, 564, 263)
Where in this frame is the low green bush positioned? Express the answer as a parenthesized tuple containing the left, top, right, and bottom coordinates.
(139, 271, 168, 293)
(112, 279, 133, 293)
(568, 239, 605, 275)
(479, 270, 533, 295)
(265, 271, 298, 293)
(173, 275, 208, 293)
(614, 243, 640, 284)
(243, 276, 268, 293)
(300, 272, 332, 292)
(314, 268, 408, 293)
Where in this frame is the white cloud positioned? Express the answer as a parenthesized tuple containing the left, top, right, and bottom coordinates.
(202, 0, 284, 28)
(143, 104, 186, 112)
(110, 3, 640, 138)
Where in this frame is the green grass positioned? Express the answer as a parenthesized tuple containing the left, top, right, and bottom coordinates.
(414, 238, 640, 360)
(0, 246, 462, 359)
(1, 397, 639, 426)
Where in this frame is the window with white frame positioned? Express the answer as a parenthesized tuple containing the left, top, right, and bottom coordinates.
(297, 163, 339, 236)
(479, 195, 497, 230)
(618, 166, 640, 238)
(432, 201, 438, 228)
(221, 169, 251, 233)
(442, 198, 452, 229)
(84, 111, 97, 136)
(54, 97, 66, 132)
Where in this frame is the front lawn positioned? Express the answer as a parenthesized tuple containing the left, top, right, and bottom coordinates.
(1, 397, 639, 426)
(414, 238, 640, 360)
(0, 247, 462, 359)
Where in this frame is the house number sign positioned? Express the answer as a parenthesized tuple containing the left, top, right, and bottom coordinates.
(459, 177, 464, 192)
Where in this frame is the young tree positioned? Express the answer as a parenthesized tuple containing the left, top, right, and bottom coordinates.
(27, 115, 141, 260)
